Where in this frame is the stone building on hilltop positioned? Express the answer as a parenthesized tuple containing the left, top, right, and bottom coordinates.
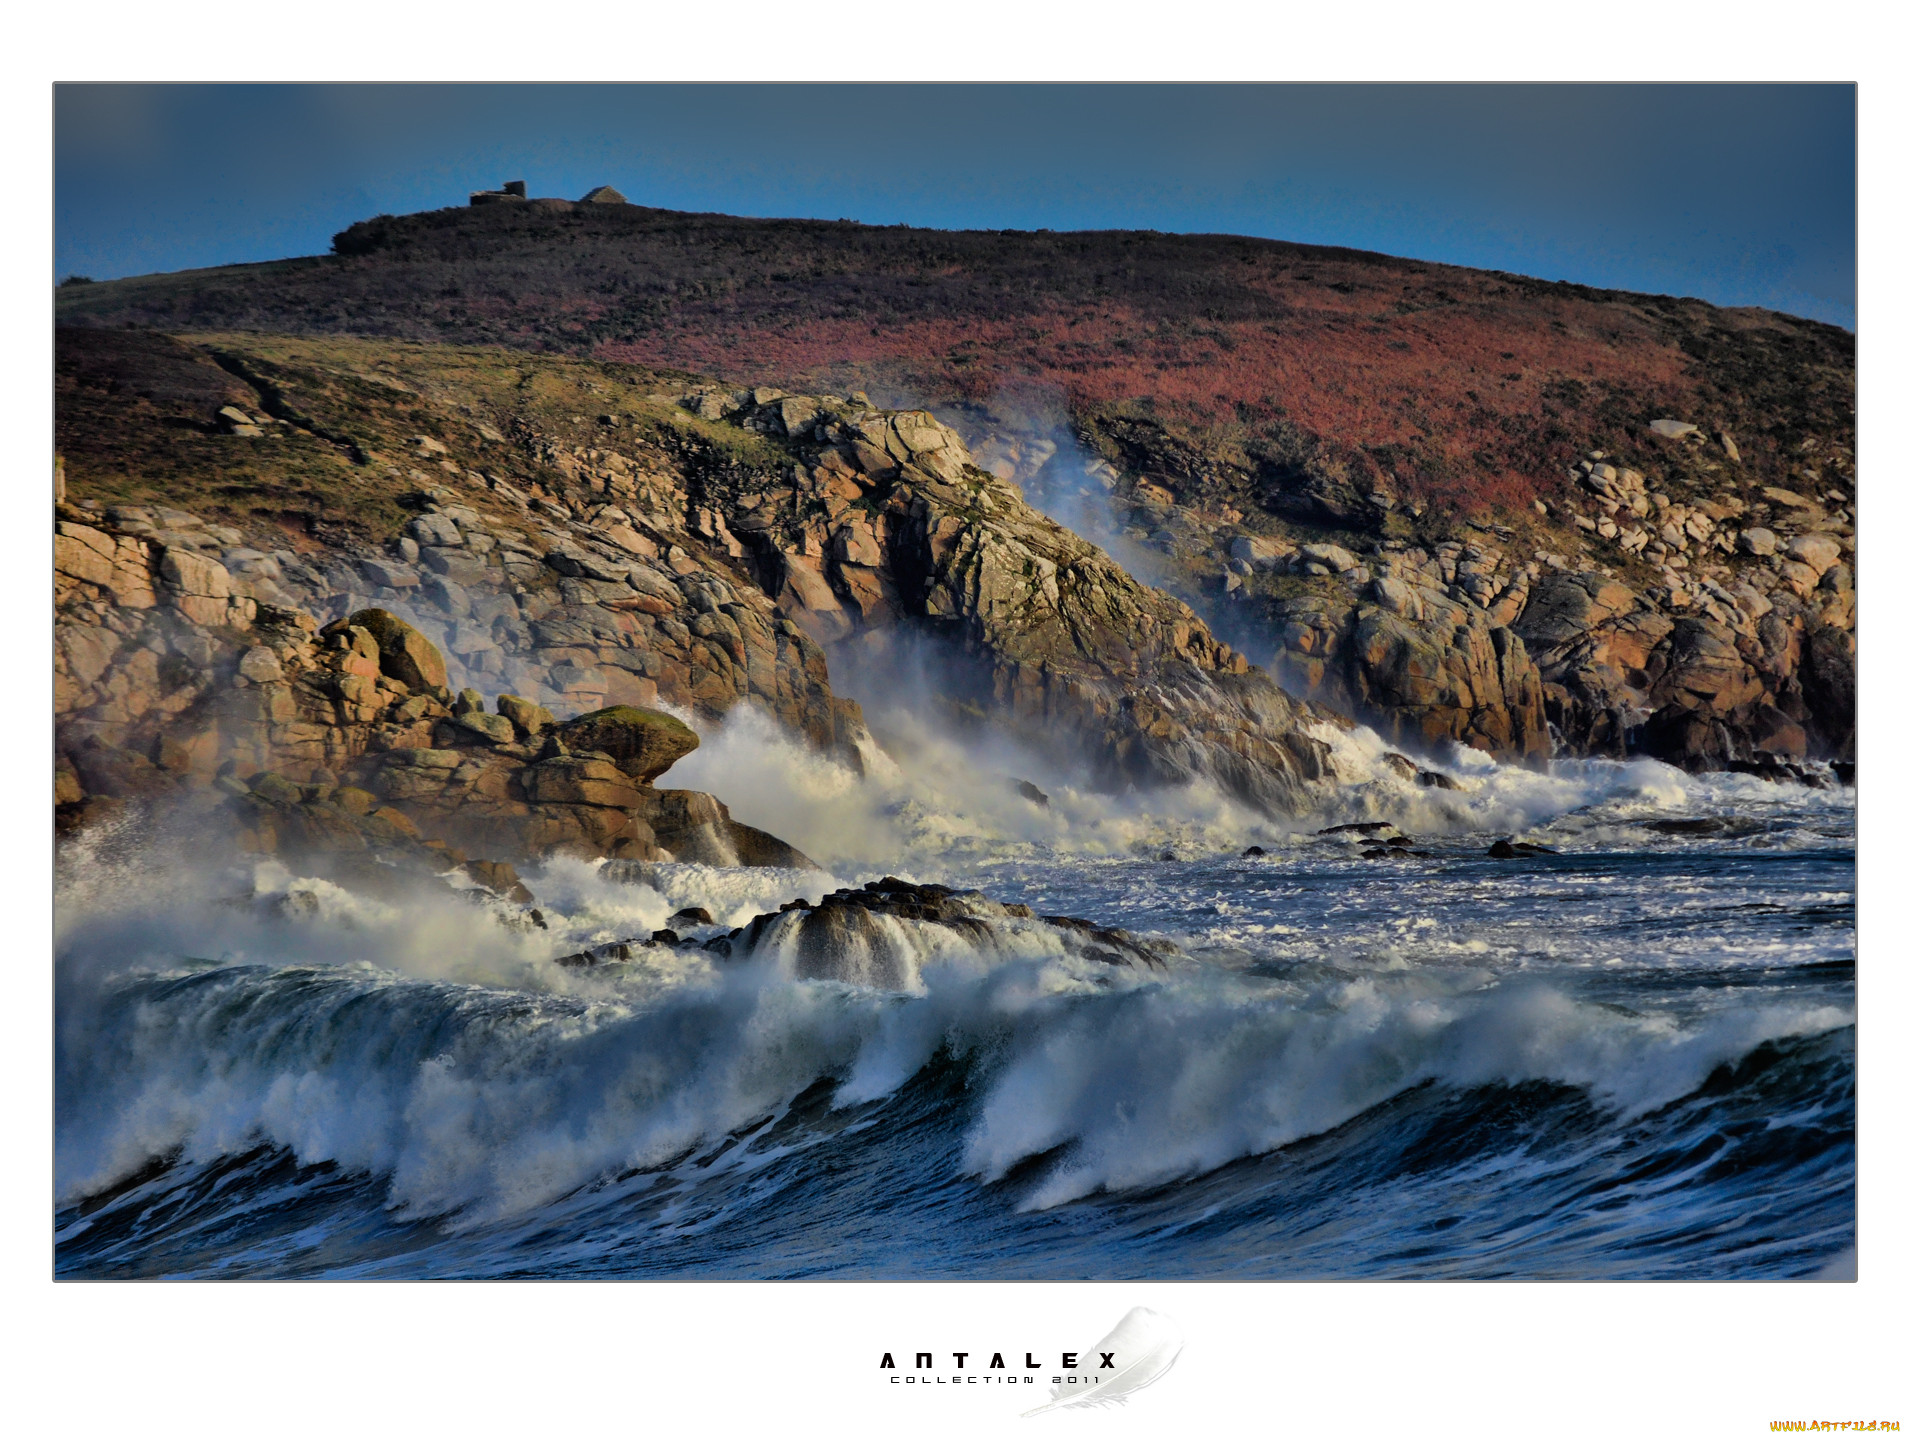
(469, 180, 526, 205)
(469, 180, 629, 207)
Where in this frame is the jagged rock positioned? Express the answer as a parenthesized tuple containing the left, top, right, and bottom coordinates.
(1276, 593, 1550, 765)
(443, 712, 516, 746)
(497, 693, 555, 738)
(1786, 534, 1843, 574)
(53, 507, 816, 871)
(335, 787, 378, 815)
(464, 858, 534, 903)
(635, 787, 818, 869)
(409, 513, 462, 547)
(341, 608, 449, 692)
(1504, 566, 1839, 768)
(1513, 573, 1637, 648)
(249, 770, 304, 804)
(719, 878, 1162, 987)
(52, 320, 1851, 872)
(70, 738, 175, 799)
(55, 526, 115, 588)
(555, 705, 699, 783)
(522, 755, 646, 809)
(1643, 816, 1766, 837)
(422, 547, 488, 585)
(1230, 535, 1294, 565)
(237, 646, 283, 684)
(855, 444, 1339, 815)
(356, 556, 420, 589)
(1379, 752, 1420, 780)
(1298, 541, 1359, 574)
(159, 547, 245, 627)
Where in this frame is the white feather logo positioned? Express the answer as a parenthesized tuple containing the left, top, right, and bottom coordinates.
(1020, 1307, 1184, 1417)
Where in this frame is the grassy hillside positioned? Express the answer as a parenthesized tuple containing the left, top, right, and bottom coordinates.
(56, 200, 1854, 523)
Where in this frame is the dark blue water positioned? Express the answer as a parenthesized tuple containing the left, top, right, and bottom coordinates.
(54, 750, 1855, 1280)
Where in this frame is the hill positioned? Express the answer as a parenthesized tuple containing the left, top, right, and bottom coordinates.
(56, 199, 1853, 518)
(54, 197, 1856, 771)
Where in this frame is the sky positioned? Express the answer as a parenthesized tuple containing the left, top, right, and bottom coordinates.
(54, 83, 1856, 328)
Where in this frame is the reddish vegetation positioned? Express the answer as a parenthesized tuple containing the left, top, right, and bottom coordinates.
(596, 300, 1700, 515)
(55, 201, 1852, 517)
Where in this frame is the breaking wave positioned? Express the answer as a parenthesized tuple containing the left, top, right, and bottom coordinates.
(54, 706, 1854, 1279)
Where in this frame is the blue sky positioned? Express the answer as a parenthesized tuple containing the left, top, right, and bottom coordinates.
(55, 84, 1856, 328)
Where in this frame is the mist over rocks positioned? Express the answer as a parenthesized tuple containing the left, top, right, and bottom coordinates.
(53, 302, 1851, 896)
(707, 394, 1346, 815)
(54, 491, 822, 877)
(55, 331, 1351, 833)
(934, 400, 1851, 773)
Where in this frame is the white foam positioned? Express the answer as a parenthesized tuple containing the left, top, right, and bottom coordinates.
(1310, 722, 1853, 844)
(961, 969, 1851, 1209)
(56, 853, 1851, 1226)
(663, 695, 1852, 882)
(52, 706, 1854, 1232)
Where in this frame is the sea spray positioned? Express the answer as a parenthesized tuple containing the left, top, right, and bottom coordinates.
(54, 731, 1854, 1278)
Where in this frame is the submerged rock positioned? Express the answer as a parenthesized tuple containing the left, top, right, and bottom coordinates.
(1011, 778, 1050, 809)
(1488, 839, 1557, 859)
(603, 876, 1174, 987)
(1643, 816, 1766, 838)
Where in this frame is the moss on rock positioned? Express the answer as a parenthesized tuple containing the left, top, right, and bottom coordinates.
(556, 705, 699, 783)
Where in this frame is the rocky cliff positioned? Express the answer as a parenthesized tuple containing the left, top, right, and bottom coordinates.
(55, 329, 1349, 863)
(55, 503, 816, 877)
(55, 201, 1854, 775)
(670, 382, 1341, 812)
(939, 405, 1854, 775)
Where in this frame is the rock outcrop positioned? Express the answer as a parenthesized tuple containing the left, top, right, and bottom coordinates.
(54, 199, 1853, 777)
(679, 392, 1345, 814)
(1245, 520, 1853, 769)
(54, 331, 873, 774)
(558, 876, 1170, 988)
(55, 331, 1348, 827)
(951, 408, 1853, 772)
(55, 505, 818, 869)
(55, 322, 1850, 823)
(1266, 565, 1550, 765)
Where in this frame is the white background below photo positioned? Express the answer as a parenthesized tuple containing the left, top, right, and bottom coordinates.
(9, 6, 1916, 1440)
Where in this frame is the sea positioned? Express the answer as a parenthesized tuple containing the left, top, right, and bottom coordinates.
(53, 709, 1855, 1281)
